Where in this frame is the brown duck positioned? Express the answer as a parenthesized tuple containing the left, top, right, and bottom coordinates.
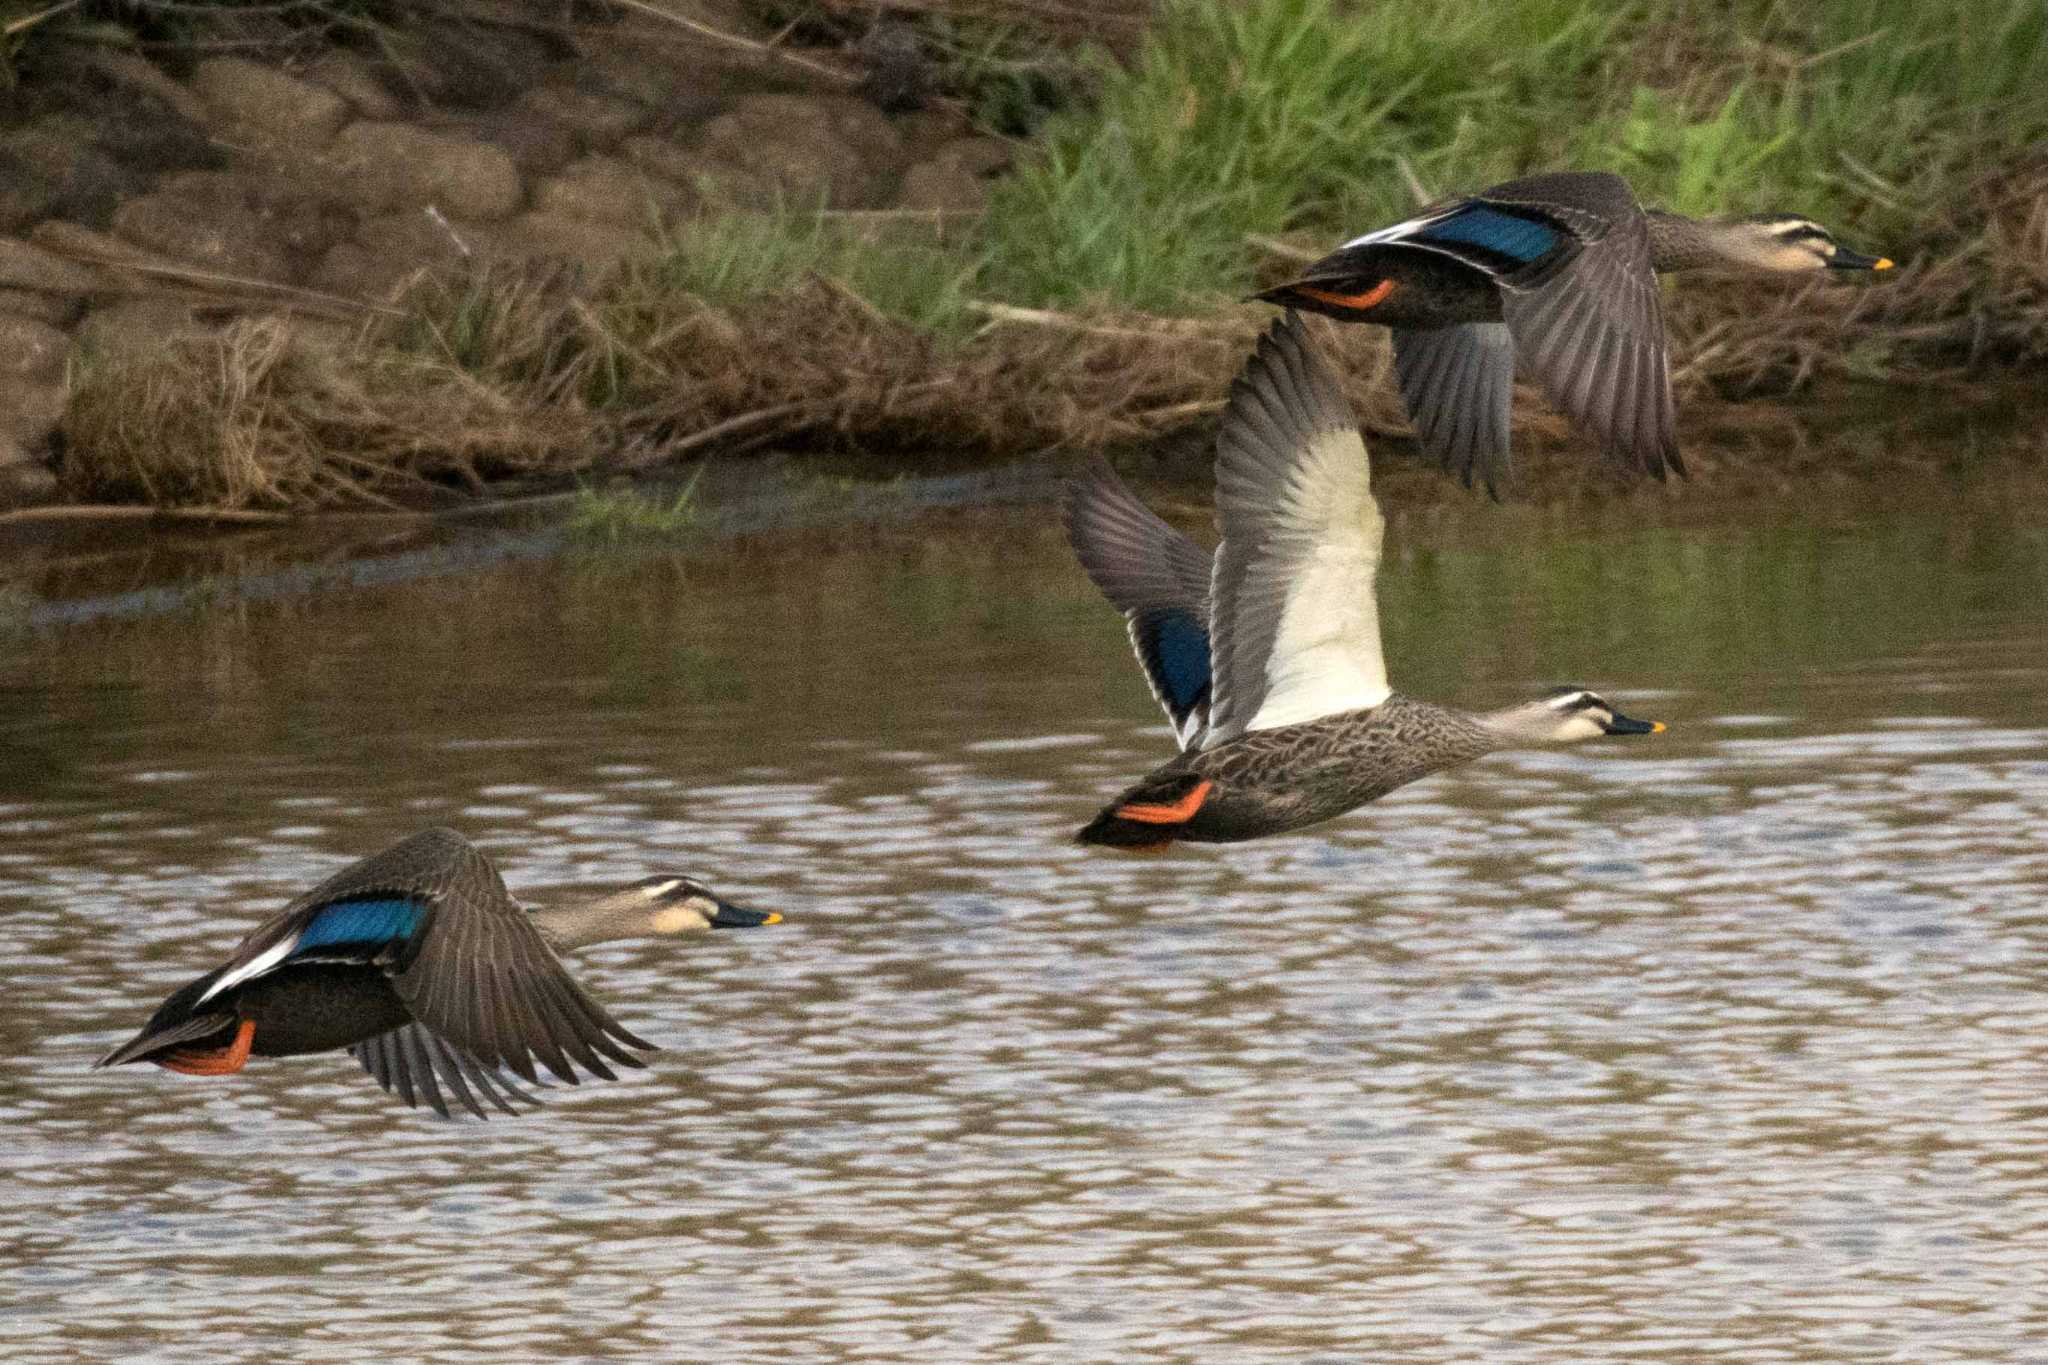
(95, 827, 779, 1118)
(1067, 312, 1665, 850)
(1258, 170, 1892, 492)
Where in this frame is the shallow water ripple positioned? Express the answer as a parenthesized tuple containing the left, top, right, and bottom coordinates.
(3, 511, 2047, 1360)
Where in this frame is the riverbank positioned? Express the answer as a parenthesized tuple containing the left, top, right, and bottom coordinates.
(1, 0, 2043, 514)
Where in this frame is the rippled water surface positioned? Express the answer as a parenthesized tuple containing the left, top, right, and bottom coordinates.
(3, 497, 2047, 1361)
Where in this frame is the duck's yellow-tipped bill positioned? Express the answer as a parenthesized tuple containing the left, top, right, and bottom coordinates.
(1651, 721, 1668, 733)
(710, 902, 781, 928)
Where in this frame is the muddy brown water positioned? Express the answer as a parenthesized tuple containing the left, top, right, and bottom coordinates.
(2, 487, 2046, 1361)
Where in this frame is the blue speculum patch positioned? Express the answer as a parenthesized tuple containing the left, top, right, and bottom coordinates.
(1415, 206, 1561, 264)
(295, 897, 424, 954)
(1144, 611, 1213, 714)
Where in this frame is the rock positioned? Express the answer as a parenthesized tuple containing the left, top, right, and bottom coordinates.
(0, 453, 59, 508)
(69, 49, 211, 126)
(1, 376, 66, 445)
(438, 110, 579, 178)
(155, 171, 357, 262)
(25, 53, 219, 184)
(0, 237, 107, 296)
(572, 8, 783, 113)
(192, 58, 352, 149)
(72, 298, 209, 362)
(500, 212, 657, 272)
(893, 106, 975, 151)
(327, 123, 526, 222)
(533, 157, 692, 227)
(373, 19, 554, 110)
(693, 94, 907, 210)
(618, 135, 698, 187)
(286, 316, 360, 356)
(419, 18, 556, 108)
(896, 137, 1012, 216)
(306, 242, 410, 304)
(110, 190, 297, 286)
(0, 288, 81, 326)
(307, 209, 490, 302)
(517, 84, 653, 149)
(303, 49, 405, 120)
(0, 118, 145, 231)
(0, 313, 70, 382)
(28, 220, 183, 274)
(856, 21, 934, 113)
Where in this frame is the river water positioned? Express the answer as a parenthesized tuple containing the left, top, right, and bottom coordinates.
(2, 485, 2045, 1361)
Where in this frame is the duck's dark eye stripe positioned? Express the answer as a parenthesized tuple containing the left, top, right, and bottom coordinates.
(1566, 695, 1601, 712)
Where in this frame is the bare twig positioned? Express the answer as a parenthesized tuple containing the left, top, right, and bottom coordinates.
(3, 0, 83, 39)
(622, 402, 813, 470)
(1247, 233, 1319, 264)
(965, 299, 1242, 341)
(603, 0, 858, 84)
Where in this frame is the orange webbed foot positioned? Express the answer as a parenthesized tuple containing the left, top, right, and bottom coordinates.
(157, 1020, 255, 1076)
(1115, 779, 1213, 825)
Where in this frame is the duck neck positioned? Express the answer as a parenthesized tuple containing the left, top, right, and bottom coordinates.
(529, 897, 639, 952)
(1471, 700, 1567, 749)
(1643, 210, 1728, 273)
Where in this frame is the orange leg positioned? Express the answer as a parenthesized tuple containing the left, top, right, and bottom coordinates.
(1116, 779, 1214, 825)
(1293, 280, 1397, 313)
(158, 1020, 256, 1076)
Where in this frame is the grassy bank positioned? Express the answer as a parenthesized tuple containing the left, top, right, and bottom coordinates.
(50, 0, 2048, 511)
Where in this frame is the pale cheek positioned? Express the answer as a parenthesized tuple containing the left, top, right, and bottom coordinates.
(651, 907, 707, 934)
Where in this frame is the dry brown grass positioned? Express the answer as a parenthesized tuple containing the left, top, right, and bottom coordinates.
(50, 144, 2048, 514)
(62, 315, 608, 509)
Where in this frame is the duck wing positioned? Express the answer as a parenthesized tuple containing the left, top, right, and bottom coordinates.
(372, 831, 656, 1089)
(96, 831, 468, 1066)
(174, 827, 650, 1089)
(350, 1023, 541, 1120)
(1204, 313, 1389, 747)
(1063, 458, 1216, 750)
(1480, 174, 1682, 479)
(1391, 323, 1515, 496)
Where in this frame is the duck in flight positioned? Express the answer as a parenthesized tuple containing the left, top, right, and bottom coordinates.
(95, 827, 779, 1119)
(1257, 170, 1892, 494)
(1065, 312, 1664, 850)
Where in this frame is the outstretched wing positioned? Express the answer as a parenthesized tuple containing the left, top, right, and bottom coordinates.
(1339, 172, 1679, 482)
(350, 1023, 542, 1120)
(1475, 174, 1680, 479)
(384, 837, 654, 1089)
(1063, 458, 1216, 749)
(1205, 314, 1389, 746)
(1391, 323, 1515, 496)
(194, 828, 653, 1090)
(186, 828, 477, 1009)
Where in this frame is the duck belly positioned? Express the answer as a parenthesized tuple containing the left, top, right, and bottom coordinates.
(1279, 247, 1503, 329)
(237, 966, 414, 1056)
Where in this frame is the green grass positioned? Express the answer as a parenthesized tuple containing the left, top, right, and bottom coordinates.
(631, 206, 981, 338)
(567, 475, 707, 545)
(973, 0, 2048, 312)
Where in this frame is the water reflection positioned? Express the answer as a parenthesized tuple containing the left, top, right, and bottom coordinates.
(1, 502, 2045, 1360)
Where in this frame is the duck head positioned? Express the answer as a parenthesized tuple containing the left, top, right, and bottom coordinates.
(620, 875, 781, 934)
(1485, 687, 1666, 744)
(1720, 214, 1893, 272)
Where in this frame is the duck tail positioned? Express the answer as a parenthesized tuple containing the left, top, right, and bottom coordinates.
(94, 969, 240, 1069)
(1252, 244, 1394, 320)
(1076, 774, 1215, 851)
